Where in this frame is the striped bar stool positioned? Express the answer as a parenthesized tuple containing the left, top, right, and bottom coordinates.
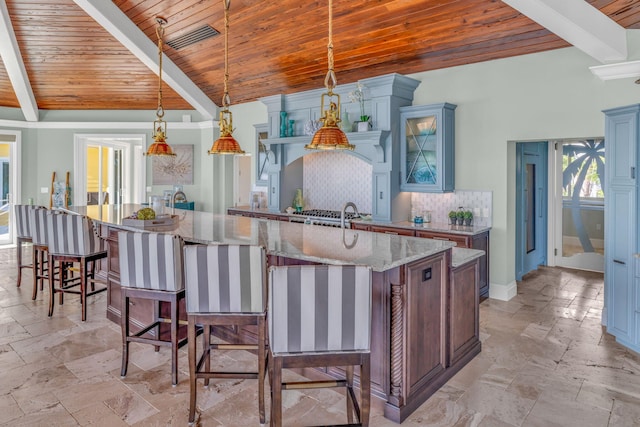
(268, 264, 372, 427)
(29, 206, 50, 300)
(46, 211, 107, 321)
(14, 204, 37, 288)
(118, 230, 187, 386)
(184, 244, 267, 425)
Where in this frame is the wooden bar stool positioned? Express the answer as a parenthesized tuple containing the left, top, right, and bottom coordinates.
(46, 211, 107, 321)
(14, 204, 36, 288)
(183, 244, 267, 425)
(268, 264, 372, 427)
(118, 230, 187, 386)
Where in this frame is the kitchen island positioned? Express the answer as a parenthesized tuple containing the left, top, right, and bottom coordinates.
(70, 204, 482, 423)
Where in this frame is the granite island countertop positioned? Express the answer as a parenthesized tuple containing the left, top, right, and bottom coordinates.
(67, 204, 464, 273)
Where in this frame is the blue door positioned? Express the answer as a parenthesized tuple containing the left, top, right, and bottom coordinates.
(516, 142, 548, 280)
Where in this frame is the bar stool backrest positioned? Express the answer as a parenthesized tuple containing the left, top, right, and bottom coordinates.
(30, 207, 51, 246)
(46, 212, 105, 256)
(15, 205, 38, 239)
(184, 244, 266, 314)
(118, 231, 185, 292)
(268, 264, 372, 355)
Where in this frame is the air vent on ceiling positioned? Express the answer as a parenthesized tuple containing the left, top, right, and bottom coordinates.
(166, 25, 219, 50)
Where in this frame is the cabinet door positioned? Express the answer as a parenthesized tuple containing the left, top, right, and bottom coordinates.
(606, 112, 637, 187)
(254, 124, 270, 187)
(606, 186, 635, 343)
(449, 259, 479, 366)
(400, 103, 456, 193)
(405, 254, 447, 394)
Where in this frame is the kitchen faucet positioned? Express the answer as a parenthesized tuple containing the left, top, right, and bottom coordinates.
(340, 202, 360, 229)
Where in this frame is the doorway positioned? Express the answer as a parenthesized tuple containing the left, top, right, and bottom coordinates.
(73, 135, 145, 206)
(516, 142, 548, 280)
(0, 131, 21, 245)
(552, 139, 604, 272)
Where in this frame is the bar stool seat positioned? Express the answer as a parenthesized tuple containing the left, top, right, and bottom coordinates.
(117, 230, 188, 386)
(46, 211, 107, 321)
(268, 264, 372, 427)
(184, 244, 268, 425)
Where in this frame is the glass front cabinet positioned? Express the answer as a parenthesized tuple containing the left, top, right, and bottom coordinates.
(399, 103, 456, 192)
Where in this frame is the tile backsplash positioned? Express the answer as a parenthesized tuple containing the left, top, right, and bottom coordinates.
(411, 190, 492, 226)
(295, 151, 492, 225)
(303, 151, 372, 212)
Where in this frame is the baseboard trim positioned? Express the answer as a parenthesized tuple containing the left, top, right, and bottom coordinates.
(489, 281, 517, 301)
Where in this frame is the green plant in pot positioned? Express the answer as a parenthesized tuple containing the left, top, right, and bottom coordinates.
(448, 210, 457, 225)
(456, 210, 465, 225)
(463, 210, 473, 226)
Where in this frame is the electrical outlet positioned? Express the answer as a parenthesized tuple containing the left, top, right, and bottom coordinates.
(146, 186, 152, 192)
(40, 187, 48, 193)
(596, 224, 602, 231)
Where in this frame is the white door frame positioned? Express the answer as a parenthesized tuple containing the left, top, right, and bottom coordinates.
(0, 130, 21, 245)
(73, 134, 146, 206)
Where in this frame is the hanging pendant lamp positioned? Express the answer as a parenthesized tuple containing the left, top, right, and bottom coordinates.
(145, 17, 176, 157)
(209, 0, 245, 155)
(305, 0, 354, 151)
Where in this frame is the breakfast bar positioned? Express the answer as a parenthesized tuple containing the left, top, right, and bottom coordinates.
(70, 204, 482, 423)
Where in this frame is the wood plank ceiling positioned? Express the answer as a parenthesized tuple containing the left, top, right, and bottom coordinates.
(1, 0, 639, 112)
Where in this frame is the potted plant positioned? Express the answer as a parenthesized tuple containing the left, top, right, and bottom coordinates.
(448, 210, 457, 225)
(463, 210, 473, 226)
(456, 210, 465, 225)
(349, 83, 371, 131)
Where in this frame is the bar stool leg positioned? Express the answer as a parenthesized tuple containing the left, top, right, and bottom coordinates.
(32, 247, 39, 300)
(346, 365, 355, 424)
(16, 239, 23, 288)
(361, 355, 371, 427)
(270, 356, 282, 427)
(258, 316, 266, 424)
(170, 296, 179, 386)
(121, 291, 130, 378)
(48, 255, 55, 317)
(188, 318, 198, 424)
(203, 324, 211, 387)
(80, 259, 87, 322)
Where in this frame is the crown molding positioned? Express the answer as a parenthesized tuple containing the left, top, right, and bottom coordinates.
(589, 60, 640, 80)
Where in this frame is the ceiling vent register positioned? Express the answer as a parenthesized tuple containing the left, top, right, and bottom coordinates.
(166, 25, 219, 50)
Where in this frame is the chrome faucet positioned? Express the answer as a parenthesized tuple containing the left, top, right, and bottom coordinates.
(340, 202, 360, 229)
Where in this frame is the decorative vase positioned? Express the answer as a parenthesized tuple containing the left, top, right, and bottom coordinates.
(293, 188, 304, 213)
(280, 111, 287, 137)
(357, 121, 371, 132)
(341, 110, 351, 133)
(288, 119, 295, 137)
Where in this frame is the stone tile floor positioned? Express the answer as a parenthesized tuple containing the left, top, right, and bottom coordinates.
(0, 246, 639, 426)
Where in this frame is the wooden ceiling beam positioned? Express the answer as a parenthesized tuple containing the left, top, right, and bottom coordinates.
(501, 0, 627, 62)
(0, 0, 38, 121)
(72, 0, 217, 119)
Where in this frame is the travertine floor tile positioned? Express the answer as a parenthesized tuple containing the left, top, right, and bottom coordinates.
(4, 249, 640, 426)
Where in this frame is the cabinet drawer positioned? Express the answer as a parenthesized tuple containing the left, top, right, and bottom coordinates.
(351, 222, 371, 231)
(415, 230, 469, 248)
(371, 225, 415, 236)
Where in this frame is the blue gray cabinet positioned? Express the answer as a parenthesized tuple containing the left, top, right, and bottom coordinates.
(604, 104, 639, 352)
(400, 103, 456, 192)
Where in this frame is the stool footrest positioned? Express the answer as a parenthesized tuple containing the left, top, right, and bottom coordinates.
(283, 379, 348, 390)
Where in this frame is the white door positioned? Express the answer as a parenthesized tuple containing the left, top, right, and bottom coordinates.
(234, 155, 252, 207)
(0, 131, 21, 245)
(552, 138, 605, 272)
(74, 135, 146, 206)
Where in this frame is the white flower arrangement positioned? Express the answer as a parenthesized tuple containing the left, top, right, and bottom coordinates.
(348, 83, 370, 122)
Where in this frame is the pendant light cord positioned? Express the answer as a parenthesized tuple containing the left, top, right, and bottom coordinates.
(324, 0, 337, 93)
(156, 21, 165, 119)
(222, 0, 231, 109)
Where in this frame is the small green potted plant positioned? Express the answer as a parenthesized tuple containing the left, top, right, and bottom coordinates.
(463, 210, 473, 226)
(448, 210, 457, 225)
(456, 210, 465, 225)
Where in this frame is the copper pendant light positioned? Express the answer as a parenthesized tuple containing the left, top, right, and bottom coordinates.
(209, 0, 245, 155)
(305, 0, 354, 151)
(145, 17, 176, 157)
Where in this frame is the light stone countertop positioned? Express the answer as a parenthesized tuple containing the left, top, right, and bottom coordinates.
(69, 204, 460, 272)
(451, 247, 484, 268)
(228, 206, 491, 236)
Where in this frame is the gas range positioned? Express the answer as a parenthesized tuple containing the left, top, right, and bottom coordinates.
(290, 209, 361, 227)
